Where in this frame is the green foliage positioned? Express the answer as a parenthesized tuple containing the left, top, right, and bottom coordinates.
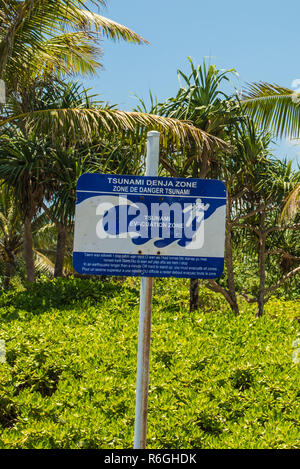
(0, 277, 299, 449)
(0, 276, 119, 314)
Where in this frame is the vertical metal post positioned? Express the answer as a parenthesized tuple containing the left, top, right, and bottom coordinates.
(134, 131, 160, 449)
(0, 79, 6, 105)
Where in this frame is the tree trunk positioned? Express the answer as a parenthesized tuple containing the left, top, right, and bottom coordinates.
(225, 193, 239, 315)
(257, 203, 266, 317)
(23, 215, 36, 283)
(3, 254, 14, 290)
(199, 145, 210, 179)
(54, 223, 66, 277)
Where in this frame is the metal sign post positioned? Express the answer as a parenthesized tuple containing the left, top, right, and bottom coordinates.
(0, 79, 6, 104)
(133, 131, 160, 449)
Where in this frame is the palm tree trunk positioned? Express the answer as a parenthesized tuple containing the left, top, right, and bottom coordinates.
(199, 145, 210, 179)
(54, 222, 66, 277)
(24, 215, 36, 283)
(257, 203, 266, 317)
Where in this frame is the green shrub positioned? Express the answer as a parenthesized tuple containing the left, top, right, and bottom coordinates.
(0, 277, 299, 449)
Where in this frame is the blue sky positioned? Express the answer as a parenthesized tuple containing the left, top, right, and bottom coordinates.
(83, 0, 300, 167)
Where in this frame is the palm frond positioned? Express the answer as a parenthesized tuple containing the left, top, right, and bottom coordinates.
(280, 183, 300, 220)
(0, 107, 228, 150)
(33, 248, 55, 276)
(0, 0, 147, 81)
(72, 9, 149, 44)
(12, 32, 103, 81)
(242, 82, 300, 138)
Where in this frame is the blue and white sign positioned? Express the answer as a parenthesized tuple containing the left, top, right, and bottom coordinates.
(73, 173, 226, 279)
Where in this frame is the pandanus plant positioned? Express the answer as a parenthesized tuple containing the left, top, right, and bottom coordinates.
(138, 58, 239, 311)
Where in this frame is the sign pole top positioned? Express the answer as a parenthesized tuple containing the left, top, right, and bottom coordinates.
(146, 131, 160, 177)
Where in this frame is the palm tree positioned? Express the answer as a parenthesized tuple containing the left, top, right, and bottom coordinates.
(0, 0, 148, 84)
(0, 0, 215, 150)
(0, 186, 24, 288)
(141, 58, 238, 311)
(148, 58, 237, 177)
(247, 158, 299, 316)
(0, 132, 54, 282)
(223, 120, 300, 317)
(228, 121, 274, 317)
(0, 3, 230, 283)
(16, 80, 147, 277)
(0, 183, 59, 287)
(42, 144, 96, 277)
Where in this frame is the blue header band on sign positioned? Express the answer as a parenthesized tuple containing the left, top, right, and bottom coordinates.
(76, 173, 226, 200)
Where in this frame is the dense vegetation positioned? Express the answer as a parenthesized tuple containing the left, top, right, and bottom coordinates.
(0, 277, 299, 449)
(0, 0, 299, 450)
(0, 2, 299, 317)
